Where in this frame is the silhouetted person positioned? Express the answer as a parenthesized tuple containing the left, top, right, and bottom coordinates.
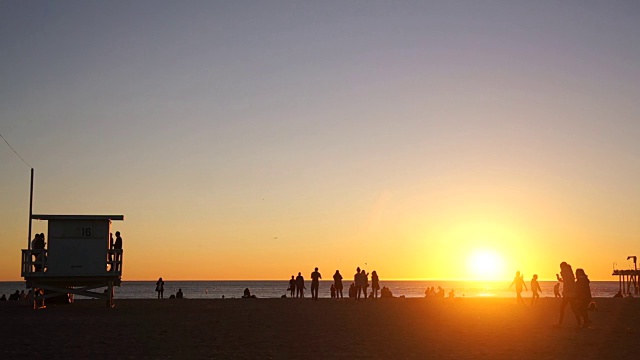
(0, 294, 5, 301)
(114, 231, 123, 250)
(9, 290, 20, 300)
(510, 271, 528, 304)
(554, 283, 561, 298)
(448, 289, 455, 298)
(530, 274, 542, 306)
(156, 277, 165, 299)
(575, 268, 592, 328)
(361, 269, 369, 301)
(32, 233, 45, 271)
(555, 262, 580, 327)
(371, 270, 380, 299)
(109, 231, 123, 271)
(381, 286, 393, 298)
(333, 270, 343, 299)
(295, 272, 305, 298)
(243, 288, 251, 298)
(289, 275, 296, 298)
(176, 288, 184, 299)
(330, 284, 336, 298)
(436, 286, 444, 298)
(348, 283, 356, 298)
(354, 267, 362, 301)
(310, 267, 322, 300)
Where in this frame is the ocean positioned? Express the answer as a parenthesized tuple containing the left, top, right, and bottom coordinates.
(0, 280, 625, 299)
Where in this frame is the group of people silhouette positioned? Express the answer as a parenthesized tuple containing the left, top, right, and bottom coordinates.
(29, 231, 124, 272)
(555, 262, 592, 328)
(510, 262, 593, 328)
(287, 267, 381, 300)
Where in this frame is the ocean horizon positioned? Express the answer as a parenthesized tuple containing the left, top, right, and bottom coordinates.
(0, 280, 625, 300)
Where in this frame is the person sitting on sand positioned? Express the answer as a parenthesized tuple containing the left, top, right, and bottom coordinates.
(176, 289, 184, 299)
(436, 286, 444, 298)
(0, 294, 5, 301)
(156, 277, 165, 299)
(530, 274, 542, 306)
(9, 290, 20, 301)
(510, 271, 528, 304)
(333, 270, 343, 299)
(295, 272, 305, 298)
(575, 268, 592, 328)
(554, 283, 561, 298)
(555, 262, 580, 327)
(288, 275, 296, 298)
(349, 283, 356, 298)
(330, 284, 336, 298)
(243, 288, 251, 298)
(381, 286, 393, 298)
(448, 289, 455, 298)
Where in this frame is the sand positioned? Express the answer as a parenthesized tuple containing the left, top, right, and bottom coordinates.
(1, 297, 638, 359)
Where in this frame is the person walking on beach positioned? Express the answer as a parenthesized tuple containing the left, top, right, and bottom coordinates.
(295, 272, 305, 298)
(289, 275, 296, 298)
(155, 277, 165, 299)
(555, 262, 580, 327)
(333, 270, 343, 299)
(354, 267, 363, 301)
(553, 283, 561, 298)
(510, 271, 528, 304)
(361, 269, 370, 300)
(530, 274, 542, 306)
(371, 270, 380, 299)
(310, 267, 322, 300)
(575, 268, 592, 328)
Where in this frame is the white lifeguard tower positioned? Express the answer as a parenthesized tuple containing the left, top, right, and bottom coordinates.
(21, 214, 124, 308)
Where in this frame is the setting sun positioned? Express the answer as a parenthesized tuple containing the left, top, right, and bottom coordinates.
(467, 250, 506, 280)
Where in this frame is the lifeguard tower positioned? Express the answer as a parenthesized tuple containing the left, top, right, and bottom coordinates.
(21, 214, 124, 308)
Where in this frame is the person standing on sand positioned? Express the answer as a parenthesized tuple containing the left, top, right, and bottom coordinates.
(371, 270, 380, 299)
(530, 274, 542, 306)
(310, 267, 322, 300)
(361, 269, 370, 300)
(156, 277, 165, 299)
(295, 272, 305, 298)
(510, 271, 528, 304)
(555, 262, 580, 327)
(333, 270, 343, 299)
(575, 268, 592, 328)
(289, 275, 296, 298)
(554, 283, 561, 298)
(354, 267, 363, 301)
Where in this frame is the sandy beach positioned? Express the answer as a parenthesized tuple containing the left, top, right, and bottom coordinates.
(1, 297, 638, 359)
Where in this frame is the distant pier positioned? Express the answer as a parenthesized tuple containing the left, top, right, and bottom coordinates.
(612, 256, 639, 295)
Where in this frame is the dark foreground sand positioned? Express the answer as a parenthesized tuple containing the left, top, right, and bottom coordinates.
(1, 297, 638, 359)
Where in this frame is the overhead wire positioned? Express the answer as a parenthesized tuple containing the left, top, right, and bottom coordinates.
(0, 132, 32, 168)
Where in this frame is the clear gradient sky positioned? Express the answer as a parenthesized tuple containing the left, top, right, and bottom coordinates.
(2, 1, 640, 281)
